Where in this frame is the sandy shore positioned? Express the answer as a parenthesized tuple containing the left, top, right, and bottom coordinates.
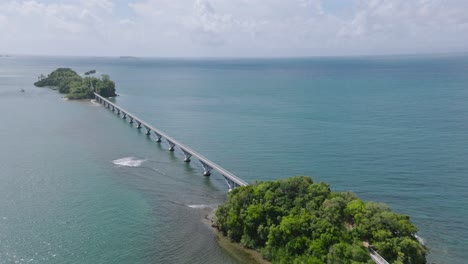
(203, 209, 271, 264)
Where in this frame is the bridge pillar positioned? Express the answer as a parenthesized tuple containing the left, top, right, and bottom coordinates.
(122, 112, 127, 119)
(153, 132, 162, 142)
(181, 149, 192, 162)
(136, 121, 142, 129)
(129, 116, 134, 124)
(144, 126, 151, 135)
(200, 161, 212, 176)
(111, 106, 115, 112)
(167, 139, 176, 151)
(116, 109, 120, 115)
(223, 175, 235, 191)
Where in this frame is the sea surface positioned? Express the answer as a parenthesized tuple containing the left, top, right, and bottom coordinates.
(0, 54, 467, 263)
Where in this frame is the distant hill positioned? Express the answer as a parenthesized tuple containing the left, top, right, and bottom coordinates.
(119, 56, 138, 60)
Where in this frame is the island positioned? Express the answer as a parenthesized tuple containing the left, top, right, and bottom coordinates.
(34, 68, 116, 99)
(119, 56, 138, 60)
(84, 70, 96, 75)
(214, 176, 426, 264)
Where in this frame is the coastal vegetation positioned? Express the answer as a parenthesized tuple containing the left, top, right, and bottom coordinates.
(34, 68, 116, 99)
(215, 176, 426, 264)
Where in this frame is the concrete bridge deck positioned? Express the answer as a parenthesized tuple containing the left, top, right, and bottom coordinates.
(94, 93, 248, 189)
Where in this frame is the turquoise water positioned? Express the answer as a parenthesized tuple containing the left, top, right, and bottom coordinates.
(1, 55, 467, 263)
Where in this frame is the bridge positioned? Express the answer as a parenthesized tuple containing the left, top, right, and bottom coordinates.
(95, 93, 392, 264)
(94, 93, 248, 190)
(369, 248, 390, 264)
(363, 242, 390, 264)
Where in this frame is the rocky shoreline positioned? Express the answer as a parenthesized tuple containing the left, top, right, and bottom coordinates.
(203, 209, 270, 264)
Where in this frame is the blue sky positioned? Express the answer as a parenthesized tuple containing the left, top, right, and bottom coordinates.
(1, 0, 467, 57)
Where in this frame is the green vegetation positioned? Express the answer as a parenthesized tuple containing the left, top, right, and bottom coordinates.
(34, 68, 116, 99)
(215, 176, 426, 264)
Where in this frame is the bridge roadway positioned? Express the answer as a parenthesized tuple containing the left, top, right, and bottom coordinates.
(94, 93, 248, 190)
(363, 242, 390, 264)
(369, 249, 390, 264)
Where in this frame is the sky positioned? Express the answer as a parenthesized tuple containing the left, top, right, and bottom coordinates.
(1, 0, 468, 57)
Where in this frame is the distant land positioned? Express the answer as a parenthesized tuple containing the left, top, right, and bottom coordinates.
(119, 56, 138, 60)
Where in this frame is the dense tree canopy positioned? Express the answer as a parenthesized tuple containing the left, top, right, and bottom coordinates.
(215, 176, 426, 264)
(34, 68, 116, 99)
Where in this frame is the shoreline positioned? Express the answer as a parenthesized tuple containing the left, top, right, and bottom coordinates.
(203, 209, 271, 264)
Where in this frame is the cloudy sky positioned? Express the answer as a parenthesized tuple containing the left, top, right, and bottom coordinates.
(1, 0, 468, 57)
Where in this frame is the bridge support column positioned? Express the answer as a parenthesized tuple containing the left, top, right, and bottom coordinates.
(129, 116, 134, 124)
(223, 175, 240, 191)
(167, 139, 176, 151)
(136, 121, 142, 129)
(200, 161, 212, 176)
(153, 132, 162, 142)
(122, 112, 127, 119)
(116, 109, 120, 115)
(111, 106, 115, 112)
(181, 149, 192, 162)
(144, 126, 151, 135)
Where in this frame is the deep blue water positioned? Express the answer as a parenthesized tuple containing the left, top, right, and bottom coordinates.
(1, 54, 467, 263)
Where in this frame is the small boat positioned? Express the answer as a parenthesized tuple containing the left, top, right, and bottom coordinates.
(20, 89, 25, 92)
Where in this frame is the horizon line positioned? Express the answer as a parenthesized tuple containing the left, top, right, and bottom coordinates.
(2, 50, 468, 60)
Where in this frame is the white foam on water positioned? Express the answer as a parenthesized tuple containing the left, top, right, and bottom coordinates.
(112, 157, 146, 167)
(414, 234, 425, 245)
(187, 204, 216, 209)
(90, 99, 100, 106)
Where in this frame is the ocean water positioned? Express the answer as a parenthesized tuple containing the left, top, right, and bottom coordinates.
(0, 54, 467, 263)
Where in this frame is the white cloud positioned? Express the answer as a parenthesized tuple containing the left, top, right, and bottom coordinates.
(0, 0, 467, 56)
(335, 0, 468, 54)
(0, 0, 119, 55)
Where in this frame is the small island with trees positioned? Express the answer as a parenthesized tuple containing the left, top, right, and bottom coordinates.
(84, 69, 96, 75)
(34, 68, 116, 99)
(214, 176, 427, 264)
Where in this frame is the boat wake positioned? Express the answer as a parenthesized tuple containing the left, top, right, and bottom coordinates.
(112, 157, 146, 167)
